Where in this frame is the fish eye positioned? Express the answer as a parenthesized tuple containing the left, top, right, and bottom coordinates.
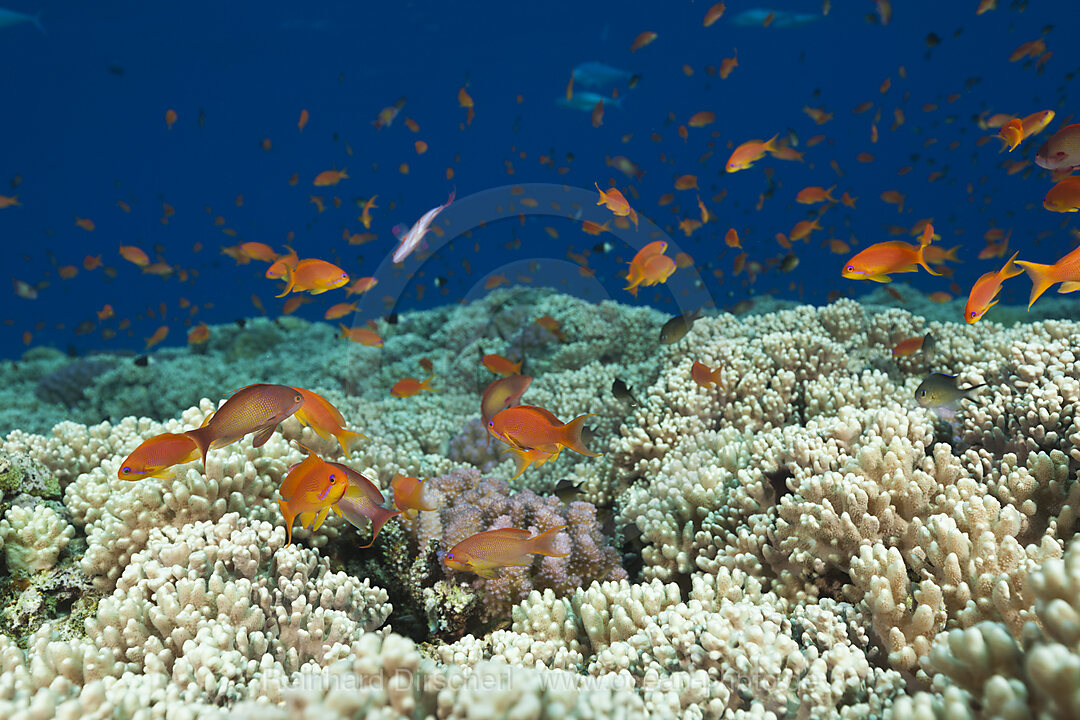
(919, 390, 926, 396)
(295, 395, 303, 402)
(122, 466, 131, 473)
(846, 265, 854, 271)
(970, 311, 977, 317)
(329, 474, 336, 483)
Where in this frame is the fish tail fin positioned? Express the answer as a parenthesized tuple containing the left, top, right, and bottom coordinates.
(278, 500, 295, 546)
(1001, 251, 1024, 280)
(965, 384, 987, 402)
(825, 185, 836, 202)
(184, 425, 213, 467)
(420, 376, 437, 393)
(1014, 260, 1059, 308)
(945, 245, 963, 262)
(275, 262, 296, 298)
(336, 429, 368, 455)
(594, 183, 606, 205)
(506, 447, 533, 480)
(529, 525, 570, 558)
(915, 243, 942, 276)
(560, 414, 602, 457)
(763, 133, 780, 153)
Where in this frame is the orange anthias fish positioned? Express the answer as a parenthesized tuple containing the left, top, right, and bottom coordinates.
(185, 384, 305, 465)
(276, 258, 349, 297)
(841, 225, 942, 282)
(1042, 176, 1080, 213)
(1015, 244, 1080, 309)
(187, 323, 210, 345)
(595, 183, 639, 228)
(330, 462, 402, 548)
(480, 375, 533, 424)
(313, 168, 348, 186)
(278, 445, 349, 546)
(265, 246, 298, 280)
(339, 324, 384, 346)
(118, 432, 200, 480)
(891, 332, 934, 357)
(120, 245, 150, 267)
(998, 110, 1055, 152)
(690, 361, 723, 389)
(391, 376, 436, 398)
(487, 405, 600, 457)
(965, 252, 1023, 323)
(624, 240, 675, 296)
(390, 474, 437, 518)
(726, 135, 779, 173)
(291, 386, 367, 455)
(481, 353, 522, 376)
(444, 526, 569, 579)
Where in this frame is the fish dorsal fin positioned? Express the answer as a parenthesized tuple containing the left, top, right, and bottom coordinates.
(482, 528, 532, 540)
(279, 452, 321, 500)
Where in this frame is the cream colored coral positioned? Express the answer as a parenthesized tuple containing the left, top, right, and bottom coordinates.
(0, 505, 75, 572)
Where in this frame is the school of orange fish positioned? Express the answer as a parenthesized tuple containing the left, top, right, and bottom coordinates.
(7, 1, 1080, 579)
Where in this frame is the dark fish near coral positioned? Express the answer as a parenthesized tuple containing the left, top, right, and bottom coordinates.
(915, 373, 985, 410)
(612, 378, 640, 407)
(553, 478, 584, 504)
(659, 309, 702, 345)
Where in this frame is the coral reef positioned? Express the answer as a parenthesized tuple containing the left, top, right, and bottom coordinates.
(3, 292, 1080, 717)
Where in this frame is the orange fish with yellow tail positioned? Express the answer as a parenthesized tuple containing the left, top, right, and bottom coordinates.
(444, 526, 569, 579)
(275, 258, 349, 297)
(841, 224, 942, 282)
(329, 462, 402, 548)
(390, 474, 437, 518)
(185, 384, 305, 466)
(118, 433, 200, 480)
(487, 405, 600, 457)
(291, 386, 367, 455)
(964, 252, 1023, 323)
(726, 134, 778, 173)
(277, 444, 349, 546)
(480, 353, 522, 376)
(265, 246, 298, 280)
(1014, 244, 1080, 309)
(595, 183, 639, 228)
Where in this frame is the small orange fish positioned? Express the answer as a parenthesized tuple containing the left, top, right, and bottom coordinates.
(345, 276, 378, 296)
(361, 195, 378, 229)
(391, 376, 436, 398)
(1015, 244, 1080, 308)
(291, 386, 367, 455)
(266, 246, 299, 280)
(789, 219, 822, 242)
(595, 183, 638, 227)
(390, 474, 437, 518)
(0, 195, 21, 208)
(581, 220, 610, 235)
(276, 258, 349, 297)
(145, 325, 169, 349)
(75, 217, 95, 232)
(165, 109, 177, 129)
(339, 324, 383, 346)
(841, 226, 941, 282)
(119, 245, 150, 267)
(481, 353, 522, 376)
(624, 240, 674, 296)
(719, 51, 738, 79)
(118, 432, 200, 480)
(444, 526, 568, 579)
(330, 463, 401, 548)
(487, 405, 600, 457)
(1043, 176, 1080, 213)
(703, 2, 726, 26)
(324, 301, 359, 320)
(97, 304, 114, 321)
(187, 323, 210, 344)
(591, 100, 604, 128)
(690, 361, 724, 389)
(298, 108, 309, 131)
(688, 111, 715, 128)
(726, 135, 778, 172)
(239, 242, 278, 262)
(892, 333, 932, 357)
(630, 31, 658, 52)
(725, 228, 742, 249)
(313, 168, 348, 187)
(83, 254, 102, 271)
(185, 384, 305, 466)
(795, 186, 836, 204)
(480, 374, 533, 424)
(277, 445, 349, 546)
(58, 265, 78, 280)
(965, 252, 1023, 323)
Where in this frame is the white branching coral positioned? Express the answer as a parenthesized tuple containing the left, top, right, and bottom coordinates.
(0, 505, 75, 572)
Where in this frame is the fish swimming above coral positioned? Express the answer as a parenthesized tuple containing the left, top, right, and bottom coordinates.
(915, 372, 985, 410)
(185, 383, 305, 466)
(443, 526, 569, 579)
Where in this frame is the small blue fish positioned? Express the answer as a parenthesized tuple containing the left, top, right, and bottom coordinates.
(571, 62, 633, 88)
(730, 9, 820, 28)
(557, 91, 623, 113)
(0, 7, 44, 34)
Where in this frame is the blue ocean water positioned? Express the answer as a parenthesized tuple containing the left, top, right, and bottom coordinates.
(0, 1, 1071, 358)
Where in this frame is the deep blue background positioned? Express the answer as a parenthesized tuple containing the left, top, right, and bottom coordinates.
(0, 1, 1073, 356)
